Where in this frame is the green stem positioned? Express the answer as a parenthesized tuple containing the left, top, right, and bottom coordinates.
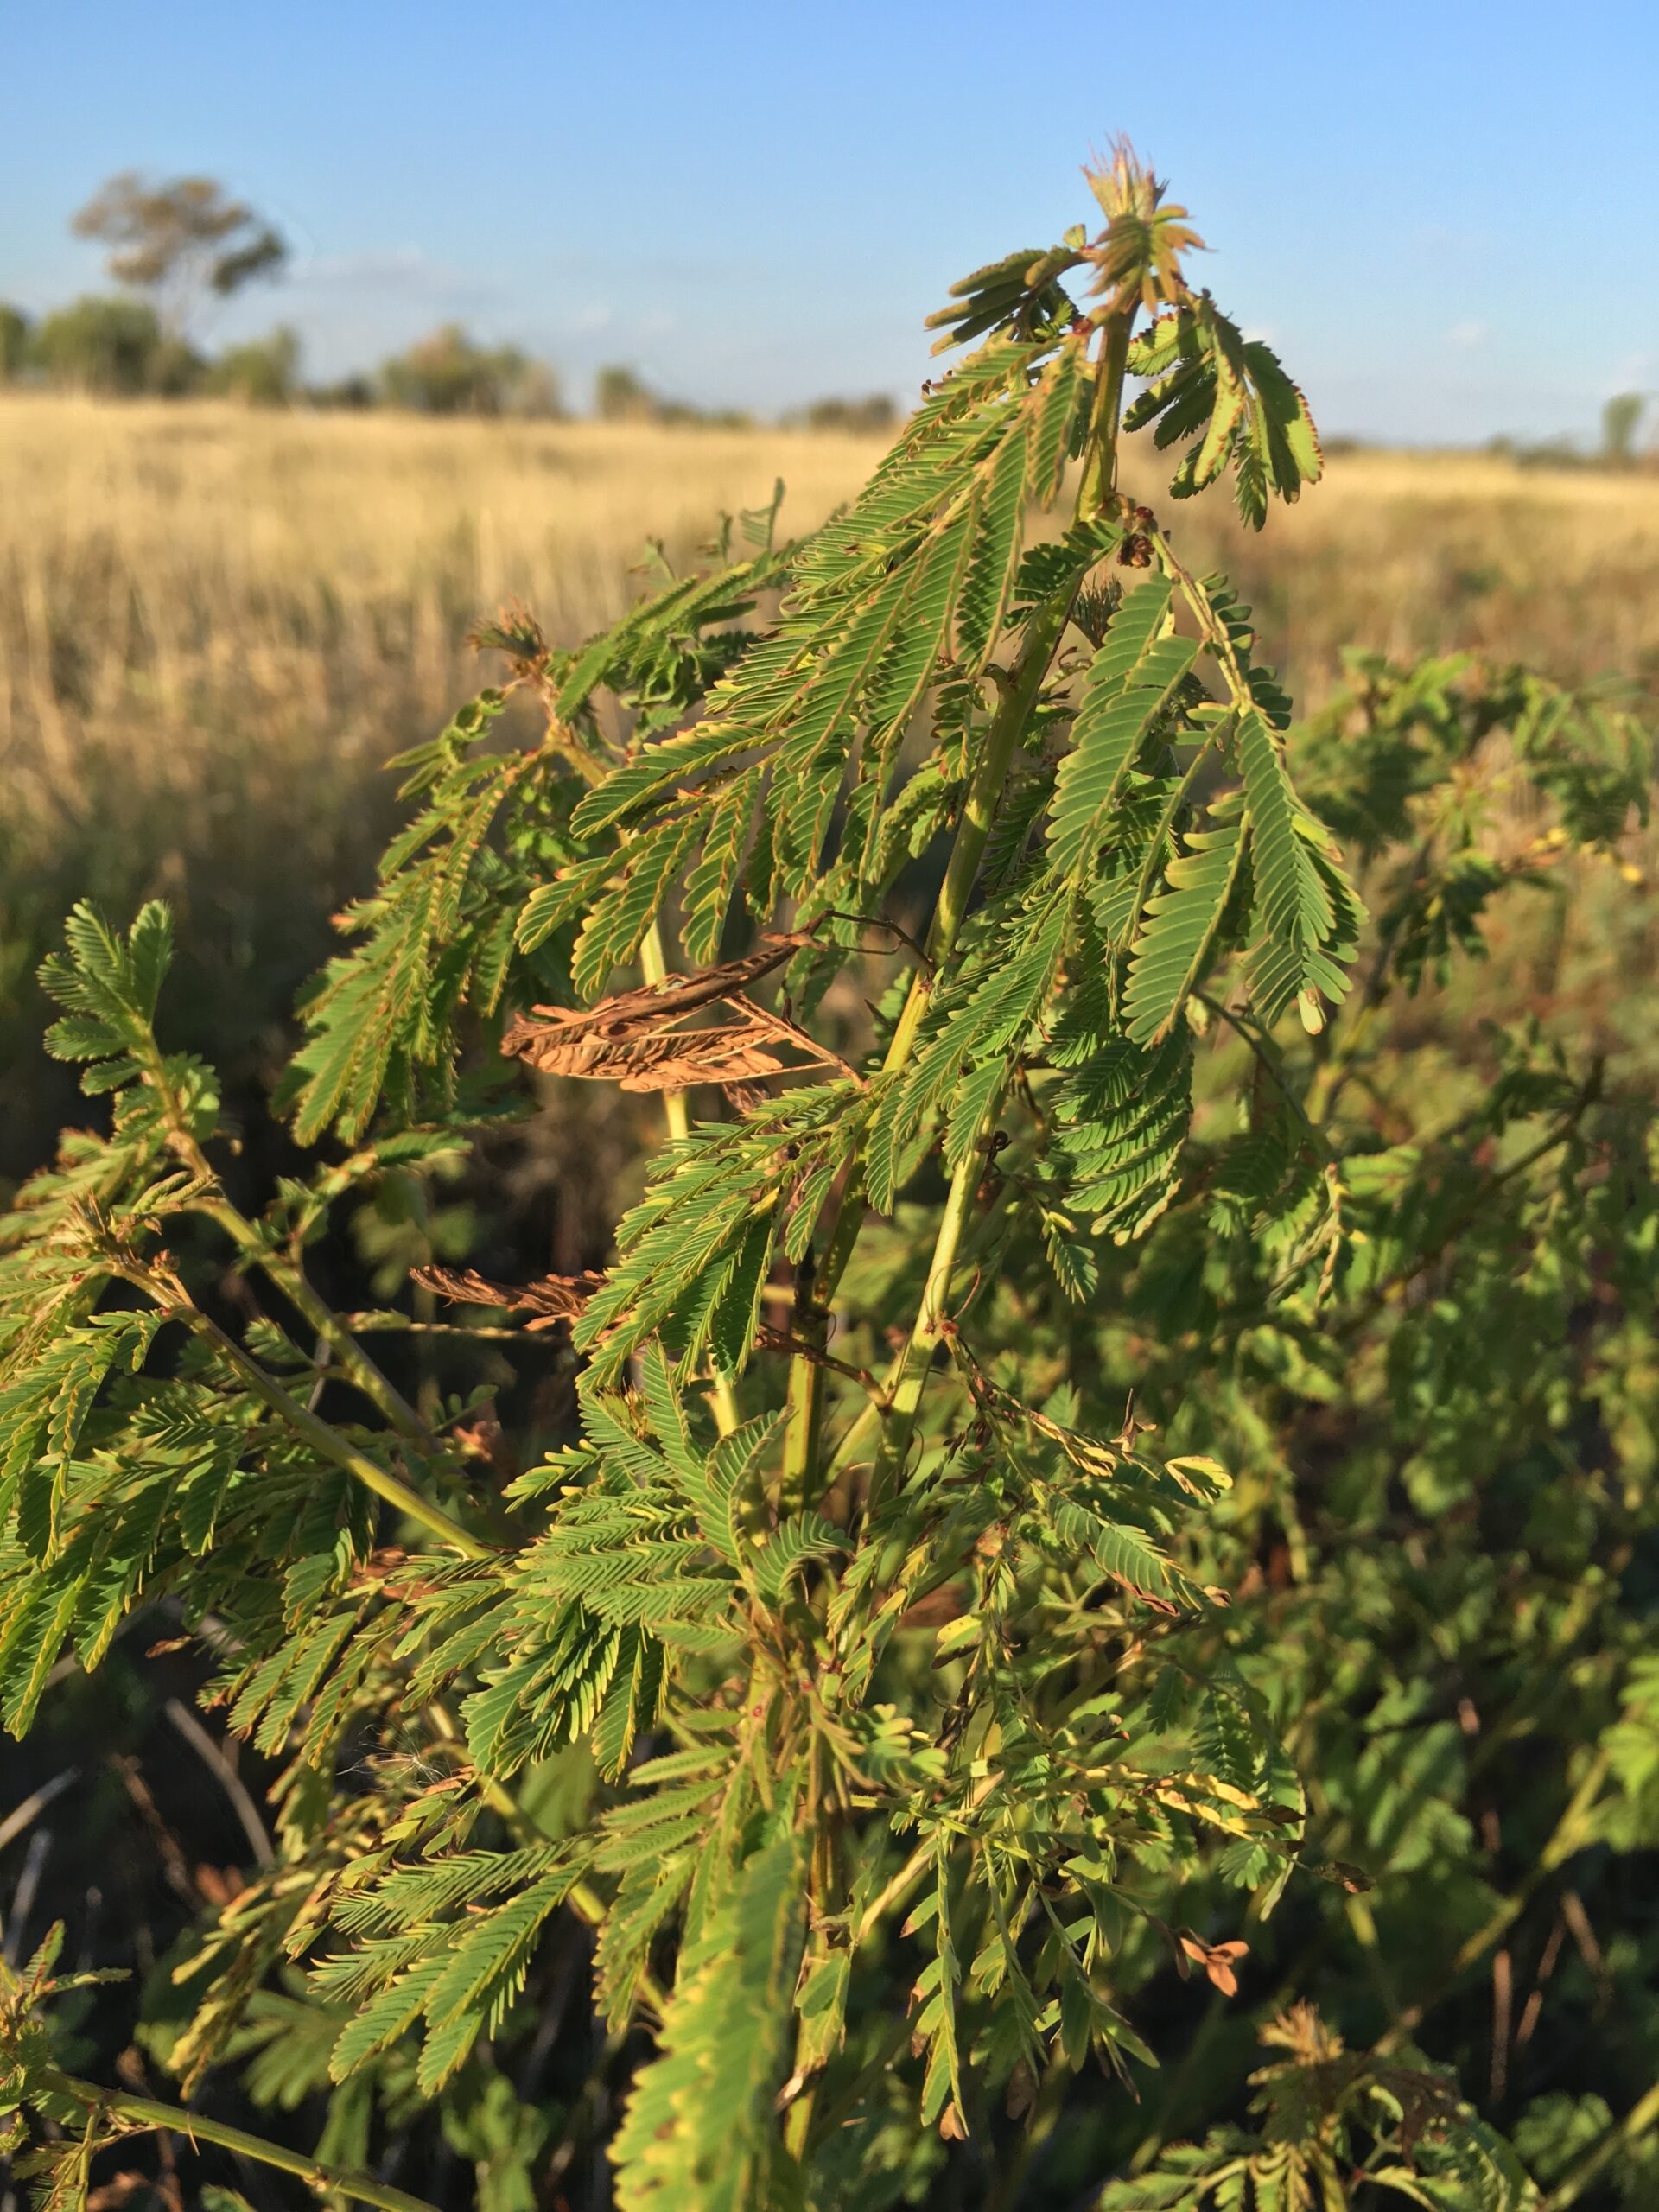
(864, 1125, 988, 1510)
(787, 308, 1137, 1516)
(1302, 887, 1419, 1129)
(37, 2069, 442, 2212)
(781, 2067, 818, 2162)
(886, 580, 1084, 1086)
(162, 1296, 493, 1559)
(207, 1218, 429, 1441)
(778, 1247, 827, 1517)
(639, 921, 741, 1440)
(639, 920, 692, 1148)
(206, 1198, 434, 1441)
(1194, 993, 1332, 1164)
(783, 584, 1077, 1517)
(1076, 304, 1135, 521)
(136, 1030, 436, 1446)
(1145, 519, 1257, 709)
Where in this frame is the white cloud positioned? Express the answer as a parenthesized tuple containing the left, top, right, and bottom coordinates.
(1447, 320, 1488, 353)
(289, 247, 500, 308)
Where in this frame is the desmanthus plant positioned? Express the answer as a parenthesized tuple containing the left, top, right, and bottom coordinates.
(1, 148, 1655, 2211)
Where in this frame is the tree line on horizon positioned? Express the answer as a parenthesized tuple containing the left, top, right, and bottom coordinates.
(0, 170, 899, 430)
(3, 169, 1648, 458)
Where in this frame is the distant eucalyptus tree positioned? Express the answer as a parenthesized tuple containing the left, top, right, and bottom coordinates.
(72, 171, 288, 342)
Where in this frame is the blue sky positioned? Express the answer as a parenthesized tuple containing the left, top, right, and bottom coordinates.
(3, 0, 1656, 442)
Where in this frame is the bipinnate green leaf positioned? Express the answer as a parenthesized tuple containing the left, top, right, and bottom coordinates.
(1126, 299, 1322, 527)
(1237, 708, 1362, 1029)
(924, 242, 1084, 351)
(612, 1836, 807, 2211)
(1046, 579, 1198, 880)
(1123, 822, 1247, 1043)
(38, 901, 176, 1094)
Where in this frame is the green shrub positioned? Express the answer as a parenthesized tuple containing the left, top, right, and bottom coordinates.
(29, 295, 202, 396)
(594, 363, 659, 421)
(380, 324, 563, 417)
(205, 325, 302, 406)
(0, 304, 29, 382)
(2, 148, 1655, 2212)
(797, 393, 899, 434)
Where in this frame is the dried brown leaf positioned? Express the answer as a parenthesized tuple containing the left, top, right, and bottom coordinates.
(1179, 1933, 1250, 1997)
(503, 969, 858, 1094)
(514, 1018, 798, 1089)
(411, 1265, 601, 1328)
(509, 931, 816, 1051)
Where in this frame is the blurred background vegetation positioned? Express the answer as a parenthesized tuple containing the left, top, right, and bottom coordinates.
(0, 171, 918, 1177)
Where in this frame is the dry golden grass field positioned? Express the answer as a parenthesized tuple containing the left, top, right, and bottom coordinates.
(0, 398, 888, 825)
(3, 391, 1657, 1163)
(8, 395, 1659, 806)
